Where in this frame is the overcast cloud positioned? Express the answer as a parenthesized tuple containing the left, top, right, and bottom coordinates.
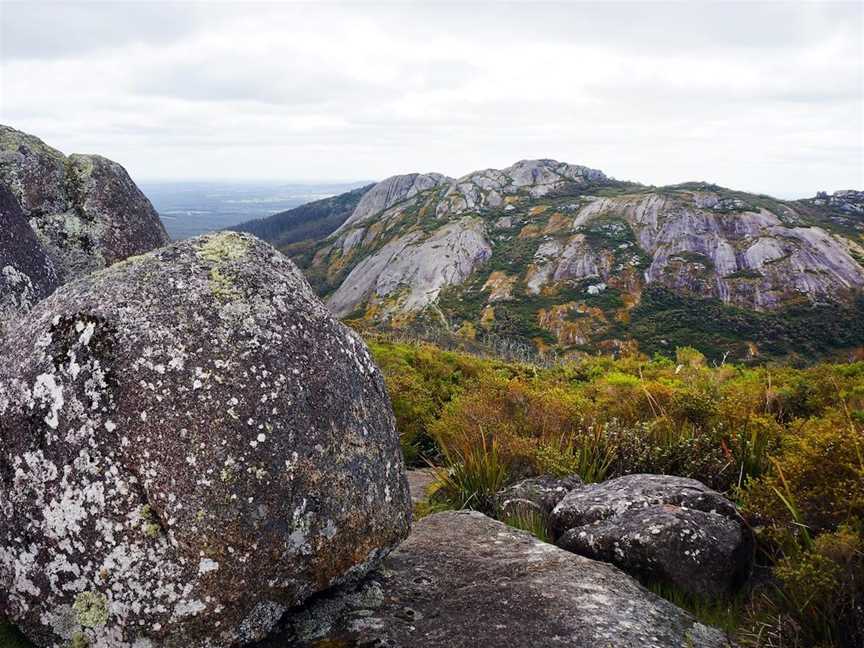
(1, 1, 861, 197)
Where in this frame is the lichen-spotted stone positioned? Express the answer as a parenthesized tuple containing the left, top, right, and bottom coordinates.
(0, 124, 170, 328)
(0, 231, 411, 648)
(0, 184, 59, 328)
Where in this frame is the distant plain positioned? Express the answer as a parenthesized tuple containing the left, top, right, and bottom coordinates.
(140, 181, 369, 240)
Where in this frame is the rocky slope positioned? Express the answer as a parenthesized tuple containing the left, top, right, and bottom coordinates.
(284, 160, 864, 361)
(0, 125, 169, 325)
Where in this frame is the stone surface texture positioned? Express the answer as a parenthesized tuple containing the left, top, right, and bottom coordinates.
(0, 124, 169, 288)
(0, 184, 59, 326)
(495, 474, 584, 517)
(0, 232, 410, 648)
(552, 474, 752, 598)
(260, 510, 735, 648)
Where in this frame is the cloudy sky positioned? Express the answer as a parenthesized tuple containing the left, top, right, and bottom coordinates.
(1, 1, 861, 197)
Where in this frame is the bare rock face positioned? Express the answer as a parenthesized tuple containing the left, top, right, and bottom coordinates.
(808, 189, 864, 214)
(335, 172, 450, 233)
(327, 217, 492, 318)
(0, 125, 169, 286)
(261, 511, 734, 648)
(296, 160, 864, 359)
(0, 232, 410, 648)
(0, 185, 59, 326)
(560, 192, 864, 311)
(552, 474, 752, 599)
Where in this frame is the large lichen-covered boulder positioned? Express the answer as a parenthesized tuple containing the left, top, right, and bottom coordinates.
(0, 232, 411, 648)
(0, 124, 169, 285)
(0, 184, 59, 325)
(261, 511, 734, 647)
(552, 474, 752, 598)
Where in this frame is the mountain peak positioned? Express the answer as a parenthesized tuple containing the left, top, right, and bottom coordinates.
(335, 172, 450, 234)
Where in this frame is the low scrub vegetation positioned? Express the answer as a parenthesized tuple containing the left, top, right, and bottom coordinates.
(369, 336, 864, 648)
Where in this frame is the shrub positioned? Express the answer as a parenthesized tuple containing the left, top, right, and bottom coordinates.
(742, 412, 864, 542)
(740, 524, 864, 648)
(431, 431, 509, 514)
(368, 338, 489, 465)
(430, 373, 586, 478)
(532, 427, 615, 483)
(363, 336, 864, 647)
(501, 508, 552, 543)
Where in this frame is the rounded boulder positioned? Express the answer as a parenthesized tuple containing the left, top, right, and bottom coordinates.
(552, 474, 752, 598)
(0, 232, 411, 648)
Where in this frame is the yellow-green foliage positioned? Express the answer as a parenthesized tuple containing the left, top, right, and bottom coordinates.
(367, 337, 864, 647)
(429, 372, 587, 473)
(431, 432, 508, 514)
(741, 524, 864, 648)
(501, 508, 552, 543)
(743, 412, 864, 542)
(366, 337, 503, 464)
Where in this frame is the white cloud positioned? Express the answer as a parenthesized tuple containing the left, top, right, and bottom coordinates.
(1, 1, 861, 197)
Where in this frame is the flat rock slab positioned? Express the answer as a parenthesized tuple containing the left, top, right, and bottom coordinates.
(259, 511, 734, 648)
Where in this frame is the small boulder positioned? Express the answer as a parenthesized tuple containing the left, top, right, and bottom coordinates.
(552, 474, 752, 598)
(0, 232, 411, 648)
(495, 474, 583, 518)
(261, 510, 734, 647)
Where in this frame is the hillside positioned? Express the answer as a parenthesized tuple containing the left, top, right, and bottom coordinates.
(229, 184, 373, 251)
(284, 160, 864, 362)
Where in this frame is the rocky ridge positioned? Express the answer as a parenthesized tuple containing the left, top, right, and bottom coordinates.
(287, 160, 864, 360)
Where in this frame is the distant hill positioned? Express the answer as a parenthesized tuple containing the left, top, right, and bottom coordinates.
(229, 184, 374, 252)
(281, 159, 864, 362)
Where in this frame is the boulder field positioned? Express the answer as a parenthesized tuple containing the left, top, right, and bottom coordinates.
(0, 232, 411, 648)
(495, 473, 753, 600)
